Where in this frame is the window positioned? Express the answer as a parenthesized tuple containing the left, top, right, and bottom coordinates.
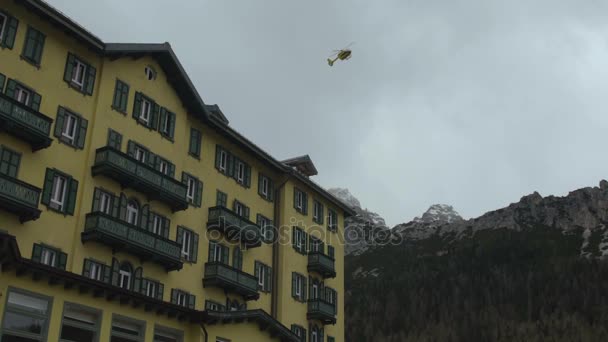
(92, 188, 113, 214)
(328, 337, 335, 342)
(0, 146, 21, 178)
(291, 325, 306, 342)
(205, 300, 225, 312)
(83, 259, 108, 282)
(236, 161, 245, 183)
(216, 145, 228, 172)
(182, 173, 202, 207)
(112, 79, 130, 113)
(189, 128, 202, 158)
(292, 227, 308, 254)
(159, 108, 175, 139)
(149, 212, 169, 238)
(159, 160, 168, 175)
(233, 247, 243, 270)
(107, 128, 123, 150)
(54, 107, 88, 149)
(216, 190, 227, 207)
(126, 200, 139, 225)
(328, 245, 335, 259)
(258, 173, 273, 201)
(42, 169, 78, 215)
(311, 329, 318, 342)
(22, 26, 46, 65)
(208, 241, 228, 264)
(255, 261, 272, 292)
(292, 272, 306, 302)
(310, 237, 323, 253)
(63, 53, 96, 94)
(15, 84, 30, 104)
(135, 146, 146, 162)
(1, 288, 51, 341)
(232, 157, 251, 187)
(328, 209, 338, 232)
(171, 289, 194, 309)
(233, 200, 250, 220)
(132, 92, 159, 129)
(313, 200, 324, 224)
(0, 11, 18, 49)
(145, 66, 156, 80)
(294, 187, 308, 215)
(32, 243, 67, 270)
(5, 79, 42, 111)
(178, 226, 198, 262)
(325, 287, 337, 308)
(257, 214, 274, 243)
(60, 303, 101, 342)
(141, 279, 163, 300)
(118, 262, 132, 290)
(154, 326, 183, 342)
(111, 316, 145, 342)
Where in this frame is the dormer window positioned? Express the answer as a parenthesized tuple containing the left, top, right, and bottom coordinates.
(145, 66, 156, 80)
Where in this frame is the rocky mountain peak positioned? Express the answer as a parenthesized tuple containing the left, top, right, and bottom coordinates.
(413, 204, 463, 224)
(328, 187, 362, 209)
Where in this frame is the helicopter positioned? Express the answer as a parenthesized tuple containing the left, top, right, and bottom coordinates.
(327, 43, 354, 66)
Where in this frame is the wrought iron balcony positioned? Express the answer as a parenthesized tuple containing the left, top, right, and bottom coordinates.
(91, 147, 188, 211)
(307, 252, 336, 279)
(0, 93, 53, 151)
(81, 212, 183, 271)
(0, 173, 41, 222)
(307, 299, 337, 325)
(207, 206, 261, 247)
(203, 262, 259, 300)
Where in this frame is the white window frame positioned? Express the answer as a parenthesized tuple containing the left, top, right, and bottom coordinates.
(176, 292, 187, 307)
(134, 147, 146, 163)
(161, 114, 170, 135)
(312, 283, 319, 299)
(296, 190, 303, 210)
(140, 98, 151, 124)
(99, 192, 111, 214)
(186, 177, 196, 202)
(50, 174, 68, 211)
(313, 201, 320, 221)
(152, 215, 162, 235)
(295, 229, 303, 251)
(146, 281, 156, 298)
(62, 112, 78, 144)
(295, 275, 302, 297)
(144, 66, 156, 81)
(71, 59, 86, 88)
(261, 177, 268, 197)
(312, 330, 318, 342)
(127, 202, 138, 225)
(236, 162, 244, 183)
(212, 243, 222, 263)
(258, 265, 265, 287)
(90, 262, 102, 281)
(159, 160, 168, 175)
(235, 202, 243, 217)
(181, 230, 192, 259)
(0, 13, 7, 44)
(41, 248, 56, 267)
(15, 85, 31, 105)
(119, 269, 131, 290)
(219, 150, 227, 171)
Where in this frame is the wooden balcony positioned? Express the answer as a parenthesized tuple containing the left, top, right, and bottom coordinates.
(206, 206, 261, 247)
(307, 252, 336, 279)
(0, 93, 53, 151)
(91, 147, 188, 211)
(307, 299, 337, 325)
(81, 212, 183, 271)
(203, 262, 259, 300)
(0, 173, 41, 222)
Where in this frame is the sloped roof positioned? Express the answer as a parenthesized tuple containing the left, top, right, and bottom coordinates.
(282, 155, 319, 177)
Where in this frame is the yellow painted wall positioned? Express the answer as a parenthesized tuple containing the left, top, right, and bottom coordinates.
(0, 1, 346, 341)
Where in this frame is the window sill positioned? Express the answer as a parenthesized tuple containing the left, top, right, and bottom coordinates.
(111, 106, 127, 115)
(44, 204, 70, 216)
(66, 81, 89, 95)
(160, 133, 174, 143)
(20, 55, 41, 69)
(56, 137, 82, 150)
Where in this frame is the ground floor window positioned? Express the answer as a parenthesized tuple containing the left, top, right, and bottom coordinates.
(110, 315, 145, 342)
(59, 303, 101, 342)
(0, 288, 52, 341)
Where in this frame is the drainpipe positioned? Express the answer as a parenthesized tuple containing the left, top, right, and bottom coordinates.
(200, 323, 208, 342)
(271, 175, 289, 318)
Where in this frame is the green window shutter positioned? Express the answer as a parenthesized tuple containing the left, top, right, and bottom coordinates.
(150, 102, 159, 129)
(227, 154, 235, 177)
(303, 231, 308, 254)
(31, 244, 42, 262)
(23, 27, 45, 64)
(328, 246, 335, 259)
(258, 174, 263, 197)
(91, 188, 101, 212)
(303, 277, 307, 301)
(58, 251, 67, 270)
(132, 92, 142, 119)
(294, 188, 298, 211)
(244, 165, 251, 188)
(140, 279, 148, 296)
(208, 242, 215, 262)
(63, 53, 76, 83)
(157, 283, 164, 301)
(65, 177, 78, 215)
(146, 152, 157, 169)
(120, 82, 129, 111)
(111, 258, 120, 286)
(85, 64, 96, 95)
(244, 205, 250, 220)
(107, 129, 122, 150)
(195, 180, 203, 207)
(76, 117, 88, 149)
(177, 226, 184, 247)
(292, 227, 296, 249)
(234, 248, 242, 270)
(303, 193, 308, 215)
(54, 107, 66, 139)
(319, 205, 324, 224)
(118, 194, 128, 221)
(168, 112, 176, 138)
(159, 107, 167, 133)
(302, 329, 306, 342)
(221, 245, 229, 265)
(30, 92, 41, 111)
(162, 218, 170, 239)
(140, 204, 149, 229)
(103, 264, 111, 283)
(5, 79, 16, 98)
(111, 194, 120, 218)
(171, 289, 177, 304)
(291, 273, 296, 298)
(41, 168, 54, 206)
(82, 259, 92, 277)
(0, 73, 5, 92)
(214, 145, 221, 169)
(133, 267, 142, 292)
(126, 141, 135, 157)
(2, 15, 18, 49)
(188, 294, 196, 309)
(191, 232, 199, 263)
(268, 179, 274, 201)
(168, 163, 175, 178)
(265, 266, 272, 292)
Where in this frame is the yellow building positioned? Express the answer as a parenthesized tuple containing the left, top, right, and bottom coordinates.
(0, 1, 354, 341)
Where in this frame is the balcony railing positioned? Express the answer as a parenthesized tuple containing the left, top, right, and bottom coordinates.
(307, 299, 337, 325)
(0, 93, 53, 151)
(0, 173, 41, 222)
(206, 206, 261, 247)
(203, 262, 259, 300)
(91, 147, 188, 211)
(81, 212, 183, 271)
(307, 252, 336, 279)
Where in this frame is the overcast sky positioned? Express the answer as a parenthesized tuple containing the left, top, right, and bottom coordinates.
(47, 0, 608, 226)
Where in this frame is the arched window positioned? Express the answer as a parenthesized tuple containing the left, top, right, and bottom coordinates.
(126, 200, 139, 225)
(144, 66, 156, 81)
(119, 262, 132, 290)
(311, 326, 318, 342)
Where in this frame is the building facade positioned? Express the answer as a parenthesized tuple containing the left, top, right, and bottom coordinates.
(0, 1, 354, 341)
